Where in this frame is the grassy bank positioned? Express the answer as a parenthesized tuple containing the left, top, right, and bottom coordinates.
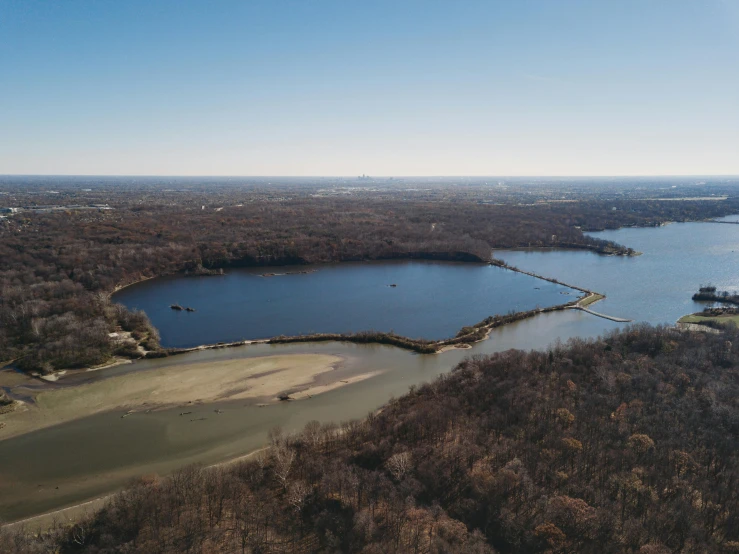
(678, 313, 739, 326)
(578, 292, 605, 307)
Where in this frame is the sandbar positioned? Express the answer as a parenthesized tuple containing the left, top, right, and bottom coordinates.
(0, 353, 343, 441)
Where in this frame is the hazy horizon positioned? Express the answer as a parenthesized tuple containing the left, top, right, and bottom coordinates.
(3, 174, 739, 179)
(2, 0, 738, 176)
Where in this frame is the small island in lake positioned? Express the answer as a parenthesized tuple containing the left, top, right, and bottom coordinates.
(691, 285, 739, 306)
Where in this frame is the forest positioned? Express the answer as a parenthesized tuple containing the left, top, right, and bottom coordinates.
(3, 181, 738, 374)
(4, 324, 739, 552)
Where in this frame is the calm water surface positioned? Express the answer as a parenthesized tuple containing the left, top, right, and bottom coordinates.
(496, 219, 739, 324)
(113, 261, 577, 347)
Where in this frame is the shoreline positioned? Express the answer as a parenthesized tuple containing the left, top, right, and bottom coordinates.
(108, 251, 489, 297)
(493, 244, 641, 257)
(112, 273, 160, 294)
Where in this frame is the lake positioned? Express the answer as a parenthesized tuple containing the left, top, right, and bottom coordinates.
(112, 260, 578, 347)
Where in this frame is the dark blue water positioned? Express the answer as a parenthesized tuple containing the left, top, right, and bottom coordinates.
(113, 261, 576, 347)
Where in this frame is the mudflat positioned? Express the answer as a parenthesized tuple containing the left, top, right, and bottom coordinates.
(0, 354, 344, 441)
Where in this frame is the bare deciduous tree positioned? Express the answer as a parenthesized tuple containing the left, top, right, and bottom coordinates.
(387, 451, 412, 481)
(272, 445, 296, 491)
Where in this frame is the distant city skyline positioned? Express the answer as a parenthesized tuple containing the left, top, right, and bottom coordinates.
(1, 0, 738, 176)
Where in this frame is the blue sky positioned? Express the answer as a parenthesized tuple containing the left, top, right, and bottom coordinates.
(1, 0, 738, 176)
